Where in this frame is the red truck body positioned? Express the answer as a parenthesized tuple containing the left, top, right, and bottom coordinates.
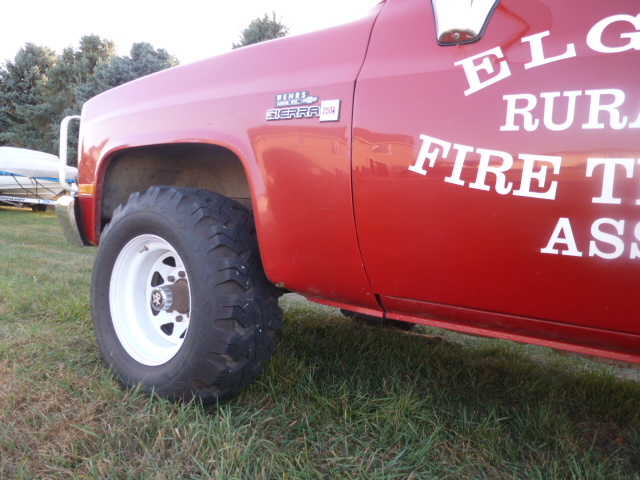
(61, 0, 640, 401)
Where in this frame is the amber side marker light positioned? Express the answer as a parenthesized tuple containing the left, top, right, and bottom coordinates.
(78, 184, 95, 195)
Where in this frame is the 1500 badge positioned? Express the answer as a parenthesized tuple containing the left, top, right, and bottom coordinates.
(266, 91, 341, 122)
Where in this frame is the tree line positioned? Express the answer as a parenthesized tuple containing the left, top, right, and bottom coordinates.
(0, 35, 178, 158)
(0, 14, 287, 160)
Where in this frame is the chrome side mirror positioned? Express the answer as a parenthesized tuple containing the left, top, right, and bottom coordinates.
(432, 0, 500, 45)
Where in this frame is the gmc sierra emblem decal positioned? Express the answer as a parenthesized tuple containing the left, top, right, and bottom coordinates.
(266, 93, 341, 122)
(266, 106, 321, 121)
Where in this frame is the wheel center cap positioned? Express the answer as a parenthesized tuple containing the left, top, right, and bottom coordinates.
(150, 287, 172, 312)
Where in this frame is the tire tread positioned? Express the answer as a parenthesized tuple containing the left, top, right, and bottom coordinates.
(93, 186, 282, 403)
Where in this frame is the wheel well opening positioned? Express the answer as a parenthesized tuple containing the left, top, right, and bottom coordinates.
(100, 144, 251, 229)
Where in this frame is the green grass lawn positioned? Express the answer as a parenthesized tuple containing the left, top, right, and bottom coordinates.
(1, 206, 639, 479)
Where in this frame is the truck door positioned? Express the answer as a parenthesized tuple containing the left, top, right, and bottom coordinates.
(352, 0, 640, 333)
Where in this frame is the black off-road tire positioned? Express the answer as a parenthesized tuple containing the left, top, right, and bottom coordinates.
(92, 186, 282, 403)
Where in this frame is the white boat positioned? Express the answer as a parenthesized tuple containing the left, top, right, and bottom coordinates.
(0, 147, 77, 208)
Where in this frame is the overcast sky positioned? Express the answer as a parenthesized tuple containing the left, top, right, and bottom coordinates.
(1, 0, 381, 65)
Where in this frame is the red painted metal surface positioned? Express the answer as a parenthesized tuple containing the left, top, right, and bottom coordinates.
(75, 0, 640, 362)
(78, 3, 385, 310)
(353, 0, 640, 339)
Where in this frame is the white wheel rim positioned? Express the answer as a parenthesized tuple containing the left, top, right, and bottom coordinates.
(110, 234, 191, 366)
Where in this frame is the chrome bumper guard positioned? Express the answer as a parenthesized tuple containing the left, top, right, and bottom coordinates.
(56, 115, 88, 247)
(56, 195, 88, 247)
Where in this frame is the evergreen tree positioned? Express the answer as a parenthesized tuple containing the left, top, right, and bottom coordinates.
(40, 35, 117, 152)
(0, 37, 178, 158)
(79, 42, 178, 102)
(0, 44, 56, 150)
(44, 35, 116, 112)
(232, 12, 289, 49)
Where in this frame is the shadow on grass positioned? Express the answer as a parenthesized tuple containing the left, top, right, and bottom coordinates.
(233, 302, 640, 478)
